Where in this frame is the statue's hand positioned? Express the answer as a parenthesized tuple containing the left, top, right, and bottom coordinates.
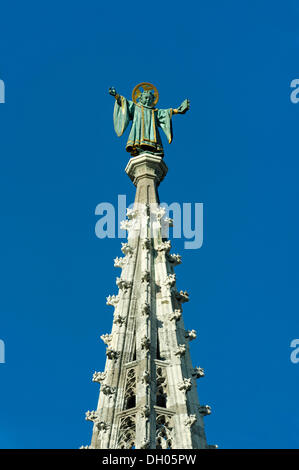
(177, 98, 190, 114)
(109, 87, 117, 97)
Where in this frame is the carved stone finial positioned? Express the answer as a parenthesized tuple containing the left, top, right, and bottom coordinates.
(163, 217, 173, 227)
(153, 207, 165, 225)
(174, 344, 186, 357)
(126, 208, 138, 220)
(192, 367, 205, 379)
(85, 410, 98, 422)
(116, 277, 132, 292)
(114, 256, 126, 268)
(184, 414, 197, 427)
(185, 329, 197, 341)
(169, 309, 182, 322)
(198, 405, 211, 416)
(101, 384, 116, 397)
(178, 378, 192, 393)
(121, 242, 134, 256)
(100, 333, 112, 346)
(166, 253, 182, 265)
(92, 371, 106, 383)
(157, 240, 171, 253)
(154, 206, 166, 220)
(163, 273, 176, 288)
(120, 220, 130, 231)
(113, 314, 126, 326)
(106, 347, 120, 361)
(175, 290, 189, 303)
(96, 421, 109, 432)
(106, 294, 119, 307)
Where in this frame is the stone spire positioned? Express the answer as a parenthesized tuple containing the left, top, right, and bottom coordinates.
(85, 153, 211, 449)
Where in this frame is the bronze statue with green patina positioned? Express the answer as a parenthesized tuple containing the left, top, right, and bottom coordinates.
(109, 82, 190, 157)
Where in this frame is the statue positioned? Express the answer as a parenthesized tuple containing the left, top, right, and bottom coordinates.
(109, 82, 190, 157)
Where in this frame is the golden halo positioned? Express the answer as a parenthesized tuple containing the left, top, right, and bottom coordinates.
(132, 82, 159, 106)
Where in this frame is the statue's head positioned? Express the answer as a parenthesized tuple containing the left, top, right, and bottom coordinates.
(139, 90, 155, 107)
(132, 83, 159, 107)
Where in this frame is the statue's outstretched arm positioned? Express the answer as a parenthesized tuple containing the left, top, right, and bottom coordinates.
(173, 98, 190, 115)
(109, 87, 121, 105)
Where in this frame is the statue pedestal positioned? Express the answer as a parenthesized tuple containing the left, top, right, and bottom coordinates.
(125, 153, 168, 204)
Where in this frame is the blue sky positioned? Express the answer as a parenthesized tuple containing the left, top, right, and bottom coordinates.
(0, 0, 299, 449)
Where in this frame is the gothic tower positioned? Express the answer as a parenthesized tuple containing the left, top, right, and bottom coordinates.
(84, 153, 212, 449)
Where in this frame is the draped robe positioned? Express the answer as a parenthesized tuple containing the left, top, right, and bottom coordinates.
(113, 95, 173, 156)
